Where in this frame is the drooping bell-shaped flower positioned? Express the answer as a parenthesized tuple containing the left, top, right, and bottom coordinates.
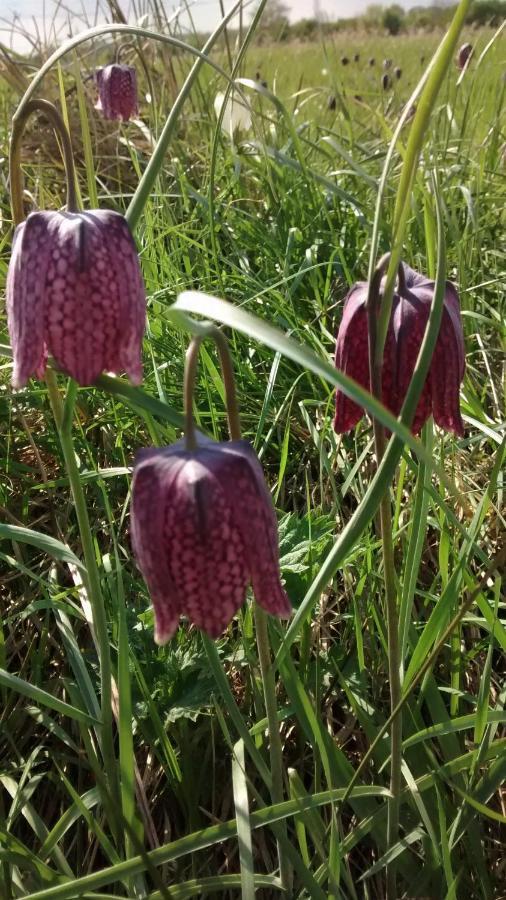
(7, 209, 146, 388)
(214, 91, 252, 135)
(456, 43, 473, 70)
(333, 263, 465, 436)
(95, 64, 138, 121)
(131, 436, 292, 643)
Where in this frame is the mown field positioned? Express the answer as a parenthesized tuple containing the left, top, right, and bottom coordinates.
(0, 6, 505, 899)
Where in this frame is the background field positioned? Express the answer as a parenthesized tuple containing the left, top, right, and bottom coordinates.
(0, 6, 505, 899)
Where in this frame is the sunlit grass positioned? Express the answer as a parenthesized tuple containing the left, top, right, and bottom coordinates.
(0, 4, 505, 898)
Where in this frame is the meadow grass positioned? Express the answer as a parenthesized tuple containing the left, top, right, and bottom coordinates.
(0, 5, 505, 898)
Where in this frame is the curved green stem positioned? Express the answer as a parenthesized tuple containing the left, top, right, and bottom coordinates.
(14, 23, 239, 114)
(8, 90, 118, 830)
(183, 326, 290, 888)
(115, 41, 136, 64)
(125, 0, 245, 231)
(11, 14, 246, 233)
(369, 0, 471, 368)
(10, 99, 78, 225)
(253, 607, 292, 892)
(366, 254, 402, 898)
(46, 373, 119, 825)
(183, 324, 241, 450)
(208, 0, 270, 290)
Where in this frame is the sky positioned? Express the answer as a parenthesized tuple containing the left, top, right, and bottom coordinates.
(1, 0, 436, 51)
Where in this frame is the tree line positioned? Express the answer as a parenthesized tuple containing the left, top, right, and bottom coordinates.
(257, 1, 505, 43)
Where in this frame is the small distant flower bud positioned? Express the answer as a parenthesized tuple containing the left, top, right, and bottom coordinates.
(341, 57, 349, 66)
(394, 66, 402, 80)
(333, 264, 465, 436)
(7, 210, 145, 387)
(456, 43, 473, 70)
(131, 437, 292, 643)
(95, 64, 138, 121)
(382, 73, 391, 90)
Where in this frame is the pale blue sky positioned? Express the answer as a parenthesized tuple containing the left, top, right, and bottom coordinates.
(1, 0, 436, 50)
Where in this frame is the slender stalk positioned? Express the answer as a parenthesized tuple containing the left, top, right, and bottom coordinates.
(340, 544, 505, 813)
(46, 374, 119, 822)
(184, 325, 241, 450)
(125, 0, 245, 231)
(8, 96, 119, 823)
(374, 0, 472, 360)
(253, 607, 291, 891)
(366, 254, 402, 899)
(183, 326, 290, 889)
(9, 99, 78, 225)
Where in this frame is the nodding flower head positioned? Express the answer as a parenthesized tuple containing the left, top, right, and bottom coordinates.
(456, 43, 473, 70)
(131, 436, 292, 643)
(7, 209, 146, 388)
(333, 263, 465, 436)
(95, 64, 138, 121)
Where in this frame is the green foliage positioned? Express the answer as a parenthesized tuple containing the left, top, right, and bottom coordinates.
(382, 5, 405, 36)
(0, 3, 505, 898)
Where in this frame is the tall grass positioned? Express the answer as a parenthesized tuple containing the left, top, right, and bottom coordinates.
(0, 2, 505, 898)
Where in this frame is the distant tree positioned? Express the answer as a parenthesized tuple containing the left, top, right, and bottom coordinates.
(382, 4, 405, 34)
(364, 4, 385, 28)
(290, 18, 319, 41)
(468, 0, 506, 25)
(256, 0, 290, 41)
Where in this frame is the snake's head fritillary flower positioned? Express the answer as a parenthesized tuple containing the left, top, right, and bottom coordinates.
(7, 209, 146, 388)
(333, 263, 465, 436)
(456, 43, 473, 70)
(214, 91, 252, 135)
(95, 64, 138, 121)
(131, 436, 292, 643)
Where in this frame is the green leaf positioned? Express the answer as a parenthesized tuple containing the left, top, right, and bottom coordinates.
(231, 741, 255, 900)
(0, 523, 86, 574)
(0, 668, 99, 726)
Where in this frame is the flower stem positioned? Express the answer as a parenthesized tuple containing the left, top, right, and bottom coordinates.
(366, 254, 402, 899)
(253, 606, 292, 892)
(373, 0, 472, 358)
(10, 98, 78, 225)
(183, 325, 241, 449)
(183, 326, 290, 888)
(46, 372, 119, 828)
